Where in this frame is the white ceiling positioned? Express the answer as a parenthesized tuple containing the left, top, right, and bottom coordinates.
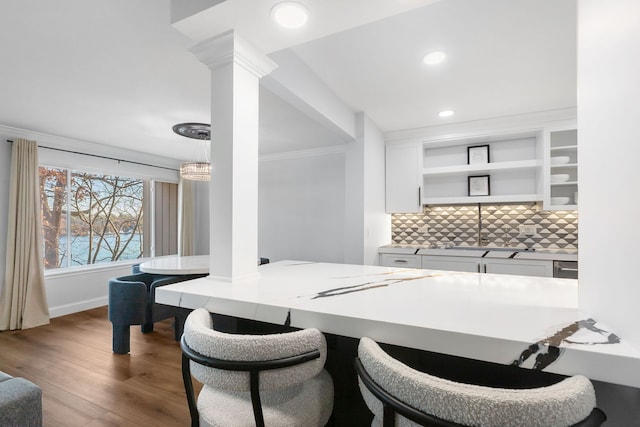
(291, 0, 577, 132)
(0, 0, 576, 160)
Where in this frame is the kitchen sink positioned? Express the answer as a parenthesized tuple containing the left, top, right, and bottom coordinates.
(450, 246, 535, 252)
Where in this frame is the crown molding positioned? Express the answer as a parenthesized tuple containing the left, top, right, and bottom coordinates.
(190, 30, 278, 78)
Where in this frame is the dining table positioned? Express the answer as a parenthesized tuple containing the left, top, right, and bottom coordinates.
(138, 255, 210, 275)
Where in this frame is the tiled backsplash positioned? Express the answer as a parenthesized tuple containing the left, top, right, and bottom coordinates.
(392, 204, 578, 250)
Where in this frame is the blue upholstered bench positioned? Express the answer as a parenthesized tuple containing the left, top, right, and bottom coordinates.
(108, 272, 205, 354)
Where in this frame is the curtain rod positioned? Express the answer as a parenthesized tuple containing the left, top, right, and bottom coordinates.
(6, 139, 179, 172)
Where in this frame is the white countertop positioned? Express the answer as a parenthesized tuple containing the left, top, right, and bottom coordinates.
(380, 245, 578, 261)
(377, 244, 422, 255)
(155, 260, 640, 388)
(139, 255, 209, 275)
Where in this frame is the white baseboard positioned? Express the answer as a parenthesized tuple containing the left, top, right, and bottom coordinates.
(49, 297, 108, 318)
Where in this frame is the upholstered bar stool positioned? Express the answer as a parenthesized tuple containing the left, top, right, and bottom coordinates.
(355, 337, 606, 427)
(181, 308, 334, 427)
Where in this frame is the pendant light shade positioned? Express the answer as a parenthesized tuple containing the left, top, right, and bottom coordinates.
(173, 123, 211, 181)
(179, 162, 211, 181)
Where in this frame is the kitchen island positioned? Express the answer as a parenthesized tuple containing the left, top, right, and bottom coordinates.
(155, 260, 640, 388)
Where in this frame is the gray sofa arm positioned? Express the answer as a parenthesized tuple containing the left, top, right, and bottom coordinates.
(0, 373, 42, 427)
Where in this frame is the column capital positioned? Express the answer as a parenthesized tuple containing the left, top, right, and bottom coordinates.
(190, 30, 278, 78)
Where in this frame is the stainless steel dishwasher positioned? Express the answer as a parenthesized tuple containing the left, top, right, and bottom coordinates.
(553, 260, 578, 279)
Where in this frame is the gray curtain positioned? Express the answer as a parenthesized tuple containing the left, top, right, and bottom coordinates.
(179, 178, 195, 256)
(0, 139, 49, 330)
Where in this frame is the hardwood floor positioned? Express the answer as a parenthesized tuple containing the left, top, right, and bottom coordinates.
(0, 307, 199, 427)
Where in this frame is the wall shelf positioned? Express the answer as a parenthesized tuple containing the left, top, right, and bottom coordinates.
(550, 163, 578, 168)
(423, 159, 541, 176)
(550, 145, 578, 151)
(550, 181, 578, 186)
(423, 193, 542, 205)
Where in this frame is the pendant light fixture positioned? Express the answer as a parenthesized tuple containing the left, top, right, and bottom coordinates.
(173, 123, 211, 181)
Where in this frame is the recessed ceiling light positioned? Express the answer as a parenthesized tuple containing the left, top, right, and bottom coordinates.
(271, 2, 309, 29)
(438, 110, 455, 118)
(423, 51, 446, 65)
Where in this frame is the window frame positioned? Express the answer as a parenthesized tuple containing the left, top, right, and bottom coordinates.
(39, 161, 179, 274)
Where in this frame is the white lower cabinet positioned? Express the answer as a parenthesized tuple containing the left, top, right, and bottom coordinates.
(482, 258, 552, 277)
(421, 255, 553, 277)
(380, 254, 422, 269)
(421, 255, 480, 273)
(380, 252, 554, 277)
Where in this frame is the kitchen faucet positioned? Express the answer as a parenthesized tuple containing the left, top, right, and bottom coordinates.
(477, 204, 488, 247)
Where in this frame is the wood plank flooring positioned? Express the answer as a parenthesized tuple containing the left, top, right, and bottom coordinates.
(0, 307, 200, 427)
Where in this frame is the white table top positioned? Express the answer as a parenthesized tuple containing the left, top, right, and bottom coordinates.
(154, 260, 640, 388)
(139, 255, 209, 275)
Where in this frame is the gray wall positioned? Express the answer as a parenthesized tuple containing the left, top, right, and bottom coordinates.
(258, 150, 345, 263)
(193, 180, 210, 255)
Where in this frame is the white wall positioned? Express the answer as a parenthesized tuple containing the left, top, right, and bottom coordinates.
(344, 113, 391, 265)
(45, 264, 134, 318)
(344, 126, 364, 264)
(258, 148, 346, 263)
(578, 0, 640, 345)
(362, 114, 392, 265)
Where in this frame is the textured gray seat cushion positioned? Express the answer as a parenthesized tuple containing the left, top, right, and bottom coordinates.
(358, 337, 596, 427)
(0, 373, 42, 427)
(198, 369, 333, 427)
(184, 308, 334, 426)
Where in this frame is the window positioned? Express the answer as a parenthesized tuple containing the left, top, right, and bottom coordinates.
(39, 166, 177, 270)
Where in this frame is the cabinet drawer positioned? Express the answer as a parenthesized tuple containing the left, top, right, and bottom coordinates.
(421, 256, 479, 273)
(484, 259, 553, 277)
(380, 254, 421, 268)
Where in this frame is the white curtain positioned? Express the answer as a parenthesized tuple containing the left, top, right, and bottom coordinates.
(179, 178, 195, 256)
(0, 139, 49, 330)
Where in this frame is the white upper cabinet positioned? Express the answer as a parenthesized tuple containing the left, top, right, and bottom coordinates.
(543, 124, 578, 210)
(384, 120, 578, 212)
(385, 143, 423, 213)
(420, 132, 543, 205)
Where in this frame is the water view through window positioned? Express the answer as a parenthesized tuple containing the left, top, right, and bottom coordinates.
(40, 167, 144, 269)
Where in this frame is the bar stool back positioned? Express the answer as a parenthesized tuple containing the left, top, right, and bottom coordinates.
(355, 337, 606, 427)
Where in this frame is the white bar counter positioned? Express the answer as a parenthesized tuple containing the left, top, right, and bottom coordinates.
(155, 260, 640, 388)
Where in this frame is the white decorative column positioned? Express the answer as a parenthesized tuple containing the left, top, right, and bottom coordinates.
(190, 31, 277, 281)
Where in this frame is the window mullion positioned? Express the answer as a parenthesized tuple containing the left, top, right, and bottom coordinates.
(66, 169, 72, 268)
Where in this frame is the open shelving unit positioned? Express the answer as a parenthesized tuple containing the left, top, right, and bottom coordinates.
(545, 128, 578, 210)
(421, 133, 543, 205)
(385, 125, 578, 212)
